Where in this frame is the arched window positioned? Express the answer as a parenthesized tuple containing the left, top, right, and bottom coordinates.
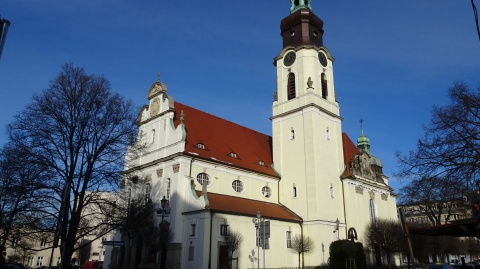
(321, 73, 328, 99)
(145, 183, 151, 196)
(369, 199, 376, 224)
(287, 73, 296, 100)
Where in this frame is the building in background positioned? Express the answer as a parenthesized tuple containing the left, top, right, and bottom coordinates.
(115, 2, 398, 269)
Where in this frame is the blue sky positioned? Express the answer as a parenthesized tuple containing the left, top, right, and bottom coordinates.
(1, 0, 479, 192)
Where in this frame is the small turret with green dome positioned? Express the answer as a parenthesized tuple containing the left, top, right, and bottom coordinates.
(357, 119, 371, 154)
(290, 0, 312, 13)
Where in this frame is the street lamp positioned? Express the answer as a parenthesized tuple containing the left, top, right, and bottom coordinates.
(252, 210, 263, 269)
(156, 196, 171, 269)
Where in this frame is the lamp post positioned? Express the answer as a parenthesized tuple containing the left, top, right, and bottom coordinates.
(156, 196, 171, 269)
(252, 210, 265, 269)
(321, 242, 325, 263)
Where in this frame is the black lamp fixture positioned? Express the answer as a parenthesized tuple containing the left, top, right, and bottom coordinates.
(334, 218, 340, 232)
(157, 196, 171, 221)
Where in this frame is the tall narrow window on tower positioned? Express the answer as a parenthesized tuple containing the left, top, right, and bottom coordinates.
(321, 73, 328, 99)
(287, 73, 296, 100)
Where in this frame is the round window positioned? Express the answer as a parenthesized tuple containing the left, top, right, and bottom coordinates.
(232, 180, 244, 192)
(262, 186, 272, 198)
(196, 173, 210, 186)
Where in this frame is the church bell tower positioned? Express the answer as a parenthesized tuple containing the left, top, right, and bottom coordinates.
(272, 1, 344, 224)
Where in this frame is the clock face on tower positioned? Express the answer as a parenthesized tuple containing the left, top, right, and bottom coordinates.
(283, 51, 296, 66)
(318, 52, 327, 67)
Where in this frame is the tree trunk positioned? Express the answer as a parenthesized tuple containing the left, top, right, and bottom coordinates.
(298, 252, 301, 269)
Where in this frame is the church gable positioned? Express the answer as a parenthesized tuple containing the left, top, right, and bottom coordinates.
(341, 132, 386, 184)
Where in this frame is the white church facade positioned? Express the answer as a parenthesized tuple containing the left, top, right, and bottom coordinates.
(115, 2, 398, 269)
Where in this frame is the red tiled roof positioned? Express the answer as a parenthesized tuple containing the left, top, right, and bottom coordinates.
(196, 191, 302, 222)
(173, 102, 277, 177)
(341, 132, 359, 178)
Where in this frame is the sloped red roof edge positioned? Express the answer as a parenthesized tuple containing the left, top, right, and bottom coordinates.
(195, 191, 302, 223)
(341, 132, 359, 178)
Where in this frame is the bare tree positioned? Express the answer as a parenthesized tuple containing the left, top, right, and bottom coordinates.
(224, 230, 243, 269)
(6, 63, 140, 269)
(399, 176, 466, 226)
(397, 82, 480, 198)
(365, 219, 405, 269)
(0, 143, 52, 267)
(290, 234, 314, 269)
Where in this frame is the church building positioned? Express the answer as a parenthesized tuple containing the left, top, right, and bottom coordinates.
(118, 1, 398, 269)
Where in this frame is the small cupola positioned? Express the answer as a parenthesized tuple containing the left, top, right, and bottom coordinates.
(147, 72, 168, 100)
(357, 120, 371, 154)
(290, 0, 312, 13)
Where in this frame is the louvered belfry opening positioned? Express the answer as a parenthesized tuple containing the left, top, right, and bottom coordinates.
(287, 73, 296, 100)
(321, 73, 328, 99)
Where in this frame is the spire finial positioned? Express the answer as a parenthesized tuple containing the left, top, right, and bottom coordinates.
(156, 72, 161, 82)
(360, 119, 364, 135)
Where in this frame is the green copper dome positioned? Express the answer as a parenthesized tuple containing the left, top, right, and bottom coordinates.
(357, 133, 369, 144)
(357, 119, 371, 154)
(290, 0, 312, 13)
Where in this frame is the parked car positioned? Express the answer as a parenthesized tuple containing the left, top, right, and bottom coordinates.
(2, 263, 27, 269)
(83, 261, 102, 269)
(425, 264, 452, 269)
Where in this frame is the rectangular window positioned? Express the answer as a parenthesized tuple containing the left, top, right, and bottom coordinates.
(188, 246, 194, 261)
(37, 257, 43, 266)
(293, 186, 297, 198)
(40, 238, 46, 247)
(286, 231, 292, 248)
(220, 224, 229, 236)
(166, 178, 171, 200)
(190, 224, 196, 236)
(27, 256, 34, 267)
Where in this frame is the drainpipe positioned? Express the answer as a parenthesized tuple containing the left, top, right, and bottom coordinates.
(301, 222, 304, 269)
(208, 212, 214, 269)
(188, 157, 196, 178)
(340, 174, 348, 238)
